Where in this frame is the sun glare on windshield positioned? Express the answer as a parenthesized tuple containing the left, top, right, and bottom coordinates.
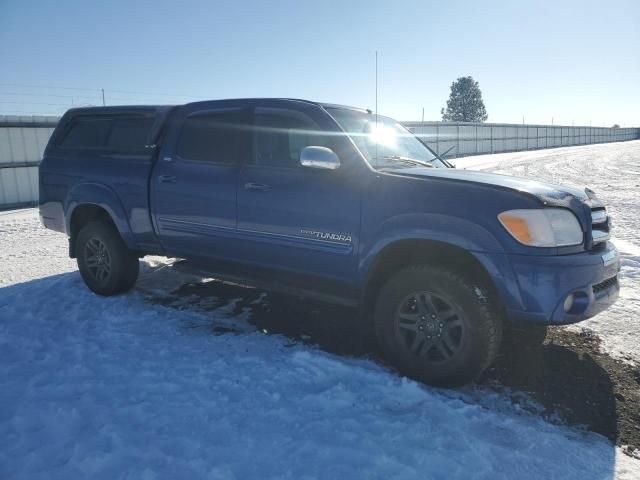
(368, 123, 398, 147)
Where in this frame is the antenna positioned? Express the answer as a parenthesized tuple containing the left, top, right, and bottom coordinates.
(375, 51, 378, 165)
(375, 51, 378, 118)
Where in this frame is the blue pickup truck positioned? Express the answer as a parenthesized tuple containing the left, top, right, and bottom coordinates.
(39, 98, 620, 386)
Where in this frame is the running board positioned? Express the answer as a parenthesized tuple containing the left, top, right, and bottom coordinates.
(171, 258, 359, 308)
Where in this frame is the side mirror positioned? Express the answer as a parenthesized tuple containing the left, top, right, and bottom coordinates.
(300, 146, 340, 170)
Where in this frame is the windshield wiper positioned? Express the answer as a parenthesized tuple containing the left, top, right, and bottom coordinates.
(377, 155, 435, 168)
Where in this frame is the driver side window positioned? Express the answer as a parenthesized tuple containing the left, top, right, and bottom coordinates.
(252, 108, 325, 169)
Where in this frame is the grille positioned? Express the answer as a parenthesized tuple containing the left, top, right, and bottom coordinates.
(590, 208, 610, 247)
(592, 275, 618, 295)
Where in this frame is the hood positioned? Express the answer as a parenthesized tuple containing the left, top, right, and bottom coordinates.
(381, 167, 603, 208)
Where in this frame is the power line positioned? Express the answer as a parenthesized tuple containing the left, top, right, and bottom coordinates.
(0, 91, 102, 100)
(0, 82, 101, 92)
(107, 89, 209, 99)
(0, 109, 65, 115)
(0, 91, 192, 104)
(0, 100, 85, 107)
(0, 82, 212, 99)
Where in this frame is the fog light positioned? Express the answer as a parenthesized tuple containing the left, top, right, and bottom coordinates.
(563, 294, 575, 312)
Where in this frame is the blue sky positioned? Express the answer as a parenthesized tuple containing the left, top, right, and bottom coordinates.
(1, 0, 638, 126)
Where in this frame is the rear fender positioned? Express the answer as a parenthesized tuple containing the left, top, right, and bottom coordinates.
(64, 182, 137, 249)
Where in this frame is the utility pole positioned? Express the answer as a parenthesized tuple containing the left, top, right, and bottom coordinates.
(551, 117, 554, 125)
(101, 88, 106, 106)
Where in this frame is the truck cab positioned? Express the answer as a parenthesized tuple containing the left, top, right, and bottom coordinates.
(39, 98, 621, 387)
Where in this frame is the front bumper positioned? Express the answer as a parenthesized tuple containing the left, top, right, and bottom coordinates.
(502, 242, 620, 325)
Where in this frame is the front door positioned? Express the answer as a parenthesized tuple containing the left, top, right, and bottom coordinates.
(236, 106, 361, 283)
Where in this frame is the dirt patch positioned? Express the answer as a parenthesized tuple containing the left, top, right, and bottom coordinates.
(152, 279, 362, 353)
(150, 278, 640, 457)
(484, 327, 640, 458)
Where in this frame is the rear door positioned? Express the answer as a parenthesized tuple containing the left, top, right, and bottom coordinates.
(150, 104, 249, 259)
(236, 105, 361, 284)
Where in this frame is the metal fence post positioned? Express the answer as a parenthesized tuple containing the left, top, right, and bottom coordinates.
(490, 125, 493, 154)
(475, 124, 478, 155)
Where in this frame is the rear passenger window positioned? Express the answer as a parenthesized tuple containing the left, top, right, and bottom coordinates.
(106, 116, 154, 151)
(58, 114, 155, 152)
(58, 117, 112, 148)
(176, 110, 244, 163)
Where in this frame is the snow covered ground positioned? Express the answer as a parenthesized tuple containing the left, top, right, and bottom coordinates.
(1, 141, 640, 479)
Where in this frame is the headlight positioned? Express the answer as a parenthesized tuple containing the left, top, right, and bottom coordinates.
(498, 209, 583, 247)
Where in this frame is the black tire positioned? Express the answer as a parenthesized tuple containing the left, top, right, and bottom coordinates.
(76, 221, 139, 296)
(374, 265, 502, 387)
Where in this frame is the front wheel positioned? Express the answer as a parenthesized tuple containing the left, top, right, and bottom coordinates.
(374, 265, 502, 387)
(76, 221, 139, 296)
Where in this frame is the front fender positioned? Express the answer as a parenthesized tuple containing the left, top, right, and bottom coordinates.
(358, 213, 524, 311)
(360, 213, 504, 265)
(64, 182, 137, 249)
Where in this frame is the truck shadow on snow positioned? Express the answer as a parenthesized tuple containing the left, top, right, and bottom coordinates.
(144, 267, 639, 457)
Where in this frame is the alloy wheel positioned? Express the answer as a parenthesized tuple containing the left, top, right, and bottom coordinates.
(84, 237, 112, 283)
(394, 291, 466, 363)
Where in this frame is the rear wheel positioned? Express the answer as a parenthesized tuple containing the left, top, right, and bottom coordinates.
(76, 221, 139, 296)
(374, 265, 502, 387)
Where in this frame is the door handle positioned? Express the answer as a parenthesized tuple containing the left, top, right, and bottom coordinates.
(158, 175, 177, 183)
(244, 182, 271, 192)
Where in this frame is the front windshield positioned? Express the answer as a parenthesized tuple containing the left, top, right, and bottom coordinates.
(327, 107, 446, 169)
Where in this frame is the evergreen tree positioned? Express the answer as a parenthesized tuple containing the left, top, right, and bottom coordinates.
(441, 76, 488, 122)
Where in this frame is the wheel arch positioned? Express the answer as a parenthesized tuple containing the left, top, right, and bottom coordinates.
(68, 204, 116, 257)
(360, 238, 512, 324)
(65, 183, 136, 257)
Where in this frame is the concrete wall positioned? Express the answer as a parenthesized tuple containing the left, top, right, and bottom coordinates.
(0, 115, 639, 209)
(403, 121, 640, 159)
(0, 116, 58, 209)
